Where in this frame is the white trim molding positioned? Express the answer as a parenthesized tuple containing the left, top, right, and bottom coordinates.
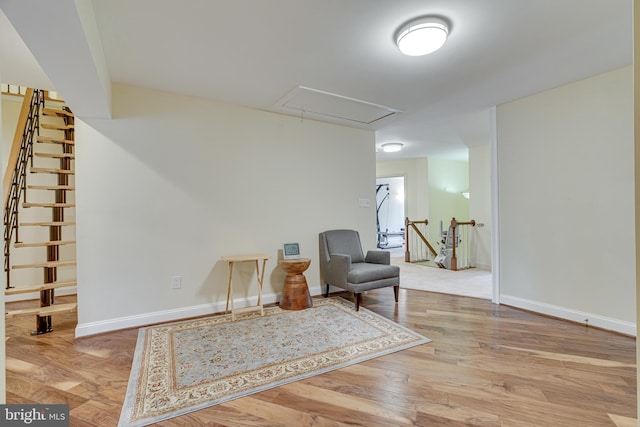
(501, 294, 636, 336)
(76, 292, 279, 337)
(75, 285, 327, 337)
(490, 106, 500, 305)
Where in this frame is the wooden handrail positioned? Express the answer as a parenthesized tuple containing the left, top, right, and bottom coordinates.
(3, 88, 34, 207)
(4, 89, 44, 289)
(404, 217, 438, 262)
(452, 219, 476, 227)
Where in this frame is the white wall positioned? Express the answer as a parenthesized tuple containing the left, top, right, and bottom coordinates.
(497, 66, 635, 334)
(427, 157, 470, 245)
(74, 83, 377, 336)
(469, 145, 492, 270)
(376, 158, 428, 223)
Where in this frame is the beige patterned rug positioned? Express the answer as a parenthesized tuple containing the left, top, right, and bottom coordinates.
(118, 297, 430, 426)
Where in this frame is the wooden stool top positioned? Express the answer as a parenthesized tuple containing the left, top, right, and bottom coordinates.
(279, 258, 311, 274)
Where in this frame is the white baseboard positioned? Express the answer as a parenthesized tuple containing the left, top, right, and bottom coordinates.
(500, 294, 636, 336)
(75, 285, 327, 338)
(75, 293, 278, 337)
(308, 285, 324, 297)
(5, 286, 77, 303)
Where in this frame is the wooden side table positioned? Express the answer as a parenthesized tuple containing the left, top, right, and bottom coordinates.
(221, 254, 269, 321)
(279, 258, 312, 310)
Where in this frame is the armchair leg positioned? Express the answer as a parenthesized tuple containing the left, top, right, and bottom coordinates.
(393, 285, 399, 303)
(355, 293, 361, 311)
(324, 284, 329, 298)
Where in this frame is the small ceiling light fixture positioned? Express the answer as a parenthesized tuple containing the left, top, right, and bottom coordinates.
(396, 16, 449, 56)
(381, 142, 404, 153)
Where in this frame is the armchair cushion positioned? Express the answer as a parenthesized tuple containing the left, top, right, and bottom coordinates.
(323, 230, 365, 263)
(365, 250, 391, 265)
(326, 253, 350, 287)
(348, 262, 399, 284)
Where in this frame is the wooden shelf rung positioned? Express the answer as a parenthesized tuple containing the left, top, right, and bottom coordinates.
(6, 302, 77, 318)
(23, 202, 75, 208)
(20, 221, 76, 227)
(15, 240, 76, 248)
(30, 167, 74, 175)
(27, 185, 75, 191)
(36, 136, 74, 145)
(41, 123, 74, 130)
(34, 152, 75, 159)
(42, 108, 73, 118)
(12, 260, 76, 270)
(5, 281, 77, 296)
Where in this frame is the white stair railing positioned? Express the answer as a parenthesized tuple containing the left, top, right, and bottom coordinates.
(448, 218, 476, 271)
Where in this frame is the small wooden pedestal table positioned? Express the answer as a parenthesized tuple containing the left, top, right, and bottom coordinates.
(222, 254, 270, 321)
(279, 258, 313, 310)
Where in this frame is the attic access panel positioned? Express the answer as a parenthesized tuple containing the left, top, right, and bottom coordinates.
(276, 86, 401, 126)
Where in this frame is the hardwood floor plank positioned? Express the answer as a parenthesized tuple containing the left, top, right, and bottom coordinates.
(223, 396, 353, 427)
(278, 382, 416, 425)
(416, 400, 502, 427)
(497, 345, 636, 368)
(5, 290, 636, 426)
(263, 386, 411, 427)
(448, 393, 615, 427)
(6, 371, 89, 408)
(154, 406, 272, 427)
(5, 357, 40, 374)
(315, 363, 450, 404)
(70, 399, 122, 427)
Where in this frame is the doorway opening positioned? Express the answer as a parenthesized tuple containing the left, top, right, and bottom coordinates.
(375, 176, 405, 252)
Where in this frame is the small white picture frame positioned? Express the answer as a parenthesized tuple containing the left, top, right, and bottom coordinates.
(283, 243, 301, 259)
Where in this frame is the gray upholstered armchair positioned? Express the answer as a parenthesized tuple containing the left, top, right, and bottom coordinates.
(318, 229, 400, 310)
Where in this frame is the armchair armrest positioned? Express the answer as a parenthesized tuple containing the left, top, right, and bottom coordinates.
(365, 250, 390, 265)
(327, 253, 351, 287)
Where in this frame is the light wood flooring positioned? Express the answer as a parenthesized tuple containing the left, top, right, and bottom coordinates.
(5, 290, 637, 426)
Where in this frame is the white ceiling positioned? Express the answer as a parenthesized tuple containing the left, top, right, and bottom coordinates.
(0, 0, 632, 161)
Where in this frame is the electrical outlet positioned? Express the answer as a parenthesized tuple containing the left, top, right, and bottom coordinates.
(171, 276, 182, 289)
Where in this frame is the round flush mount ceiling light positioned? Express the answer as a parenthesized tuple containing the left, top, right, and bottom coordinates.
(381, 142, 404, 153)
(396, 17, 449, 56)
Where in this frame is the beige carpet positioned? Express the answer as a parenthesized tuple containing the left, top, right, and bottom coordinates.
(392, 257, 492, 299)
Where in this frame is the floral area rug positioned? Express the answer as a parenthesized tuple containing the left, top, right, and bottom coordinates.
(118, 296, 431, 426)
